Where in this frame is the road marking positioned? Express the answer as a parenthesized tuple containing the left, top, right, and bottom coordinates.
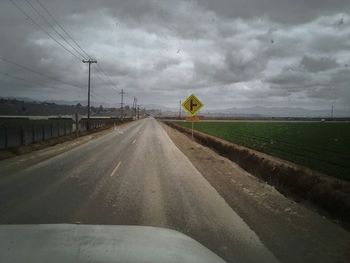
(110, 161, 122, 177)
(132, 139, 137, 144)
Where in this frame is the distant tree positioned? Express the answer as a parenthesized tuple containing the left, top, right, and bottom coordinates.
(99, 105, 104, 112)
(76, 103, 82, 108)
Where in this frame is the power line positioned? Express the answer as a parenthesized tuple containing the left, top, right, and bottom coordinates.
(35, 0, 91, 59)
(23, 0, 87, 60)
(0, 56, 84, 90)
(0, 70, 89, 99)
(96, 65, 115, 86)
(8, 0, 121, 107)
(34, 0, 118, 94)
(8, 0, 82, 61)
(0, 70, 46, 86)
(94, 65, 119, 91)
(33, 0, 120, 95)
(33, 0, 117, 91)
(94, 69, 114, 89)
(90, 91, 109, 103)
(32, 1, 120, 96)
(30, 3, 117, 111)
(0, 79, 38, 90)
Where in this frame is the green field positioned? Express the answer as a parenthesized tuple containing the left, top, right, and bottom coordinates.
(175, 121, 350, 180)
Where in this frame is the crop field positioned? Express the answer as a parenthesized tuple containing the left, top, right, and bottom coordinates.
(175, 121, 350, 180)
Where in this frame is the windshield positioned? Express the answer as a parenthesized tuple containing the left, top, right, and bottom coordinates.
(0, 1, 349, 263)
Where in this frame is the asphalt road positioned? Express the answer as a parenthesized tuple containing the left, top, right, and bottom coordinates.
(0, 118, 280, 262)
(1, 117, 348, 262)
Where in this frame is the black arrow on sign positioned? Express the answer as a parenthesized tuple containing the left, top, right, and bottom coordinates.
(190, 99, 197, 111)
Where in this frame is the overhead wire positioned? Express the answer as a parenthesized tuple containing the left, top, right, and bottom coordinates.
(35, 0, 91, 59)
(7, 0, 82, 61)
(7, 0, 125, 107)
(23, 0, 88, 60)
(30, 0, 121, 99)
(0, 70, 87, 98)
(0, 70, 46, 86)
(32, 0, 118, 91)
(0, 56, 84, 90)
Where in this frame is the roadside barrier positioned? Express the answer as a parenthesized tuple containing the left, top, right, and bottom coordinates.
(0, 117, 131, 150)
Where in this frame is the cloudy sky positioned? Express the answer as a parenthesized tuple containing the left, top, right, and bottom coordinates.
(0, 0, 350, 110)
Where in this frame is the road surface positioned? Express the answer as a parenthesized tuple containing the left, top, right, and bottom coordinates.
(0, 118, 348, 262)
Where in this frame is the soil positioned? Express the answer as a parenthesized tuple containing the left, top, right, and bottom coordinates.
(162, 121, 350, 228)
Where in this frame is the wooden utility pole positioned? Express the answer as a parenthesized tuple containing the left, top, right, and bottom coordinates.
(120, 89, 125, 120)
(179, 100, 182, 119)
(331, 103, 334, 119)
(82, 59, 97, 129)
(133, 97, 137, 118)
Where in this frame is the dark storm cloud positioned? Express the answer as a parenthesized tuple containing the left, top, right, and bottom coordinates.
(0, 0, 350, 109)
(153, 57, 181, 71)
(193, 49, 267, 86)
(300, 56, 339, 72)
(197, 0, 350, 24)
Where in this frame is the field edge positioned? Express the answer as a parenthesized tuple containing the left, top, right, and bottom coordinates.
(163, 121, 350, 227)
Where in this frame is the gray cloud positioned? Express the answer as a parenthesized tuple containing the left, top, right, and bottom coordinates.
(300, 56, 339, 72)
(0, 0, 350, 110)
(197, 0, 350, 24)
(153, 57, 181, 71)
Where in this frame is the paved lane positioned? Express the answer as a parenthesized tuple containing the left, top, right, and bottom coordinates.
(0, 117, 279, 262)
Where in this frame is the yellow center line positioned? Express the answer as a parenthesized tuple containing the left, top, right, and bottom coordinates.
(110, 161, 122, 177)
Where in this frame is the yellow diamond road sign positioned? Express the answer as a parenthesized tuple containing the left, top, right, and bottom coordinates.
(182, 94, 203, 115)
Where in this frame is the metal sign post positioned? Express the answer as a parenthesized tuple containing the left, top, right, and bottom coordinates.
(191, 121, 194, 140)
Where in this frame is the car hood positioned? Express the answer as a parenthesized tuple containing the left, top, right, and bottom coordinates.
(0, 224, 226, 263)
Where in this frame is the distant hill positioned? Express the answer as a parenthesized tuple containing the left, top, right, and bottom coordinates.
(0, 98, 137, 117)
(2, 98, 349, 118)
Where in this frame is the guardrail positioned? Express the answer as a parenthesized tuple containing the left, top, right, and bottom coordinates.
(0, 116, 131, 150)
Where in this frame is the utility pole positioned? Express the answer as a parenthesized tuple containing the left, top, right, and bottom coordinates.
(132, 98, 134, 113)
(331, 103, 334, 119)
(132, 98, 134, 118)
(179, 100, 182, 119)
(82, 59, 97, 129)
(120, 89, 125, 120)
(331, 86, 335, 119)
(137, 105, 140, 119)
(133, 97, 137, 119)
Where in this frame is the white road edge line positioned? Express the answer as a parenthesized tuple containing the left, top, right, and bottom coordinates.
(110, 161, 122, 177)
(132, 139, 137, 144)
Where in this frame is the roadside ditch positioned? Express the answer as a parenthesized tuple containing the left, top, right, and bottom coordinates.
(164, 121, 350, 227)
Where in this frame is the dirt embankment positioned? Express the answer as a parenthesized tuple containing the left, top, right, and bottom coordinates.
(164, 121, 350, 225)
